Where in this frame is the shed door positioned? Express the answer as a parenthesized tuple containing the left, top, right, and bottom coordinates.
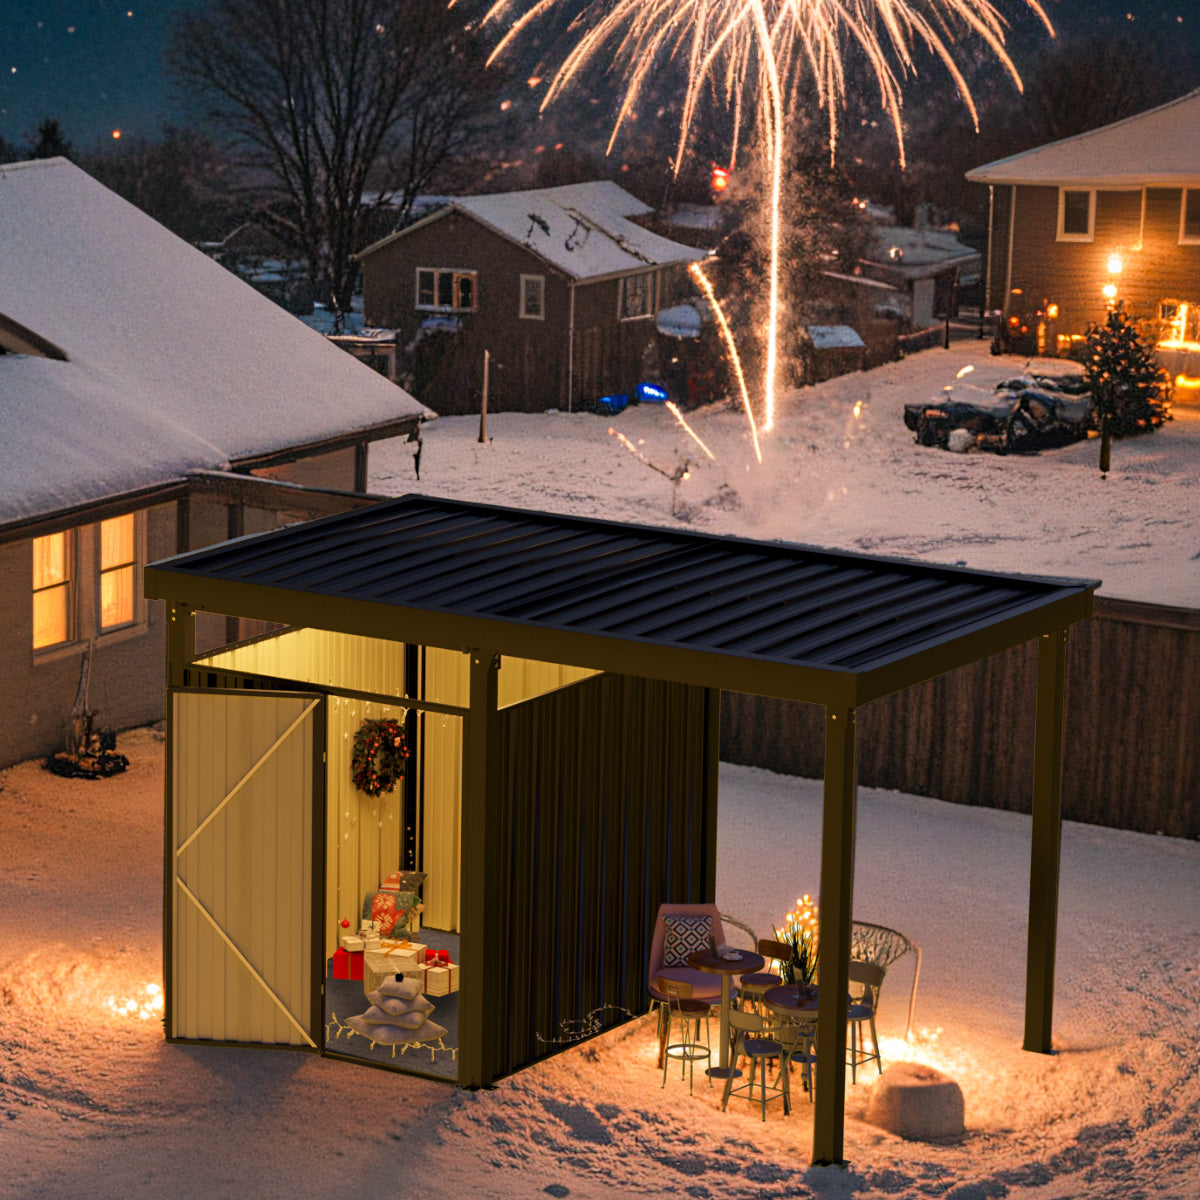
(169, 689, 323, 1047)
(913, 278, 935, 328)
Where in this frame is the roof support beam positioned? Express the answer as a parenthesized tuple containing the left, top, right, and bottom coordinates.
(460, 649, 502, 1087)
(813, 704, 857, 1165)
(1024, 628, 1068, 1053)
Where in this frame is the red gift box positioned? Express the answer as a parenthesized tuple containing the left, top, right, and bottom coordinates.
(333, 947, 363, 981)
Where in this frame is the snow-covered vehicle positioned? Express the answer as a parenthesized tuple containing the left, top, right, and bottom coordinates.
(904, 373, 1093, 453)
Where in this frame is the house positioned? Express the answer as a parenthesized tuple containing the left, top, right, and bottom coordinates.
(0, 157, 432, 771)
(357, 182, 710, 414)
(966, 89, 1200, 356)
(857, 224, 981, 329)
(144, 491, 1094, 1165)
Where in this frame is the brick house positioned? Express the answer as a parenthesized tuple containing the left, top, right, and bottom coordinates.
(967, 89, 1200, 356)
(0, 158, 431, 770)
(358, 182, 709, 414)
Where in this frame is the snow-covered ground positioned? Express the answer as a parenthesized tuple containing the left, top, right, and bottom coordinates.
(1, 730, 1197, 1199)
(2, 346, 1197, 1198)
(371, 343, 1199, 608)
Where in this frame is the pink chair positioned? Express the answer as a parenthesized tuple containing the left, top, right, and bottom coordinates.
(648, 902, 732, 1006)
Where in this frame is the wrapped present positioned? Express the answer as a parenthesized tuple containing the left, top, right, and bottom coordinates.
(332, 947, 363, 981)
(363, 950, 425, 996)
(421, 961, 459, 996)
(340, 932, 365, 952)
(377, 940, 425, 965)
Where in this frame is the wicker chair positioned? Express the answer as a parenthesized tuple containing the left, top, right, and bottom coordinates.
(851, 920, 922, 1041)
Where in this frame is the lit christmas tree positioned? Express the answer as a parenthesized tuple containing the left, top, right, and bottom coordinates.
(1083, 305, 1171, 474)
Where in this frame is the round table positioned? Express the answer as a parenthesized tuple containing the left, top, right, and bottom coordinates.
(687, 949, 765, 1079)
(763, 982, 820, 1020)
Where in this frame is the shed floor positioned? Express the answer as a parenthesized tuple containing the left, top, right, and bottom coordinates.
(323, 928, 460, 1080)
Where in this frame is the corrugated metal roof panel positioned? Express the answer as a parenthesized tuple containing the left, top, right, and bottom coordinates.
(148, 494, 1096, 694)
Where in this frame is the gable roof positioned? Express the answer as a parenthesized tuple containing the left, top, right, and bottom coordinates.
(967, 89, 1200, 187)
(0, 158, 432, 530)
(360, 181, 708, 283)
(145, 493, 1096, 708)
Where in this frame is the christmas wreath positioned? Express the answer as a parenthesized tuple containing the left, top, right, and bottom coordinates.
(351, 717, 409, 796)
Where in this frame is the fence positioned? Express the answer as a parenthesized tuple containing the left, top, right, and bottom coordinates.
(720, 597, 1199, 839)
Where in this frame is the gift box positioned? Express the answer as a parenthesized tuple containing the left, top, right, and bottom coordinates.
(332, 947, 363, 981)
(363, 950, 425, 996)
(340, 932, 365, 952)
(377, 940, 425, 965)
(421, 961, 459, 996)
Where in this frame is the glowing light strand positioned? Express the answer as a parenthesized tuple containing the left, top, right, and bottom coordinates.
(689, 262, 763, 463)
(665, 401, 717, 459)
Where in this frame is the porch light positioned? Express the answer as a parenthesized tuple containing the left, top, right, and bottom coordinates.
(1106, 253, 1124, 275)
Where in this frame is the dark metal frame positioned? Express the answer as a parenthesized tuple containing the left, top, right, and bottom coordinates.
(147, 494, 1096, 1165)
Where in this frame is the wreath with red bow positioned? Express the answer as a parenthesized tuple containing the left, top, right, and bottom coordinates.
(351, 717, 409, 796)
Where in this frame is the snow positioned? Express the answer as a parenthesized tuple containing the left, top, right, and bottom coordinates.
(808, 325, 866, 350)
(374, 342, 1199, 608)
(867, 227, 980, 274)
(0, 158, 430, 527)
(1, 342, 1197, 1197)
(967, 87, 1200, 187)
(1, 728, 1197, 1199)
(375, 182, 708, 283)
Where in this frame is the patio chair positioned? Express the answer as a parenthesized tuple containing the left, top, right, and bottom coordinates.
(734, 938, 790, 1014)
(775, 1016, 817, 1103)
(846, 960, 885, 1083)
(647, 903, 731, 1066)
(851, 920, 922, 1041)
(720, 1009, 792, 1120)
(657, 977, 712, 1093)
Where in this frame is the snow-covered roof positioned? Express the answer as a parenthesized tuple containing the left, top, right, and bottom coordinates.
(0, 158, 432, 528)
(807, 325, 866, 350)
(362, 181, 708, 282)
(966, 89, 1200, 187)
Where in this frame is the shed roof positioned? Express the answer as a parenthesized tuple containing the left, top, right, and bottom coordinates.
(0, 158, 432, 530)
(145, 494, 1095, 708)
(359, 181, 708, 283)
(966, 88, 1200, 187)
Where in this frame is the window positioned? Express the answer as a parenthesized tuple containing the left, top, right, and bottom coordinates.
(99, 514, 136, 630)
(32, 531, 72, 649)
(519, 274, 545, 320)
(1180, 190, 1200, 244)
(1057, 189, 1095, 242)
(619, 272, 656, 320)
(416, 268, 477, 311)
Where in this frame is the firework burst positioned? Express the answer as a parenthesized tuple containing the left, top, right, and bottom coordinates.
(478, 0, 1053, 435)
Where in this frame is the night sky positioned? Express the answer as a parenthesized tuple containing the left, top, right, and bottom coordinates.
(1, 0, 1196, 153)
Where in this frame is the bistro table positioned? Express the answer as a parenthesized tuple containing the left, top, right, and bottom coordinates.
(687, 948, 765, 1079)
(763, 982, 820, 1020)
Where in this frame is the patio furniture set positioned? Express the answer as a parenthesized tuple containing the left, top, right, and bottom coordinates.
(651, 903, 918, 1120)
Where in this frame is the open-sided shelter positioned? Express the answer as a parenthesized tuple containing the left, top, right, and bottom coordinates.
(145, 494, 1096, 1164)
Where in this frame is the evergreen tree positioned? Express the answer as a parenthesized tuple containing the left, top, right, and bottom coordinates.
(28, 119, 72, 160)
(1082, 305, 1171, 473)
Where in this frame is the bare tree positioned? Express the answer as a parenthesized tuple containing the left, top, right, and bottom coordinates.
(169, 0, 505, 326)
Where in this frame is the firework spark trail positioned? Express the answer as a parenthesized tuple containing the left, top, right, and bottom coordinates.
(689, 262, 762, 464)
(482, 0, 1054, 435)
(666, 401, 717, 460)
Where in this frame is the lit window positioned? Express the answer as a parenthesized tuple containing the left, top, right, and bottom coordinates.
(416, 268, 477, 311)
(520, 274, 545, 320)
(1180, 190, 1200, 244)
(32, 531, 72, 649)
(619, 272, 655, 320)
(99, 514, 136, 630)
(1057, 189, 1094, 242)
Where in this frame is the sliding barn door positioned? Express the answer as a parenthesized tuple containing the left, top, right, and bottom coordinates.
(169, 689, 323, 1047)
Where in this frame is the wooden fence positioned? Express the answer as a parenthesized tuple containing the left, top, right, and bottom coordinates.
(720, 597, 1199, 839)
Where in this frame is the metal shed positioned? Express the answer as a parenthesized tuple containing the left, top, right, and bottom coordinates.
(144, 493, 1096, 1165)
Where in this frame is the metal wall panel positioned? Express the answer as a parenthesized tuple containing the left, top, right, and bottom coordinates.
(489, 673, 716, 1079)
(170, 689, 320, 1046)
(198, 627, 408, 697)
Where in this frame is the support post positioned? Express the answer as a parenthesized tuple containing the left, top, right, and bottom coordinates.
(813, 704, 857, 1166)
(460, 649, 501, 1087)
(166, 602, 195, 690)
(1025, 629, 1068, 1053)
(479, 349, 490, 443)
